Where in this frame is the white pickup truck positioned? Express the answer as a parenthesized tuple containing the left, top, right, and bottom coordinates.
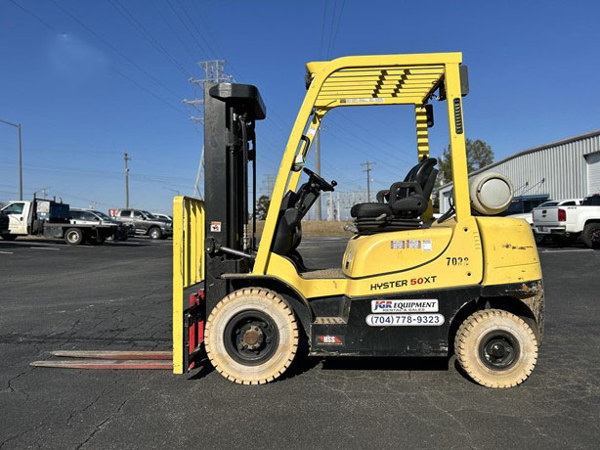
(532, 196, 600, 248)
(0, 198, 116, 245)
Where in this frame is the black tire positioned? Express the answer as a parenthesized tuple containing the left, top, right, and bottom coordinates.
(533, 232, 545, 244)
(64, 228, 84, 245)
(205, 288, 299, 385)
(455, 309, 538, 388)
(148, 227, 162, 240)
(581, 223, 600, 249)
(1, 234, 17, 241)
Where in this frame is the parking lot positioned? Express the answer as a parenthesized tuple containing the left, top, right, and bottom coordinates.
(1, 237, 599, 449)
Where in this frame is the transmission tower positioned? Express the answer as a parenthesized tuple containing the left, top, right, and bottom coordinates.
(184, 60, 233, 199)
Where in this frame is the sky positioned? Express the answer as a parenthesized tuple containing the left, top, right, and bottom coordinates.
(1, 0, 599, 213)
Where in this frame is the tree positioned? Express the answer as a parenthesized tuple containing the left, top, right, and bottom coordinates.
(256, 195, 270, 220)
(437, 139, 494, 184)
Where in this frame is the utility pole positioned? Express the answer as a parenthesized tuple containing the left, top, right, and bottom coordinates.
(361, 161, 375, 202)
(263, 174, 276, 196)
(314, 128, 322, 220)
(0, 119, 23, 200)
(124, 152, 131, 208)
(184, 60, 233, 199)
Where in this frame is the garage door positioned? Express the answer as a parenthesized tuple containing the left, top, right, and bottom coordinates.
(586, 152, 600, 195)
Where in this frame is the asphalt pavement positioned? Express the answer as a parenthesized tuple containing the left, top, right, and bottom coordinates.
(1, 236, 599, 449)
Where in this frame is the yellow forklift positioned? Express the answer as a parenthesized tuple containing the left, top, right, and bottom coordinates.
(172, 52, 544, 388)
(34, 53, 544, 389)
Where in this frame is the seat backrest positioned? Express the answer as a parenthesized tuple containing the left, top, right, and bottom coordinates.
(392, 158, 437, 200)
(411, 157, 437, 186)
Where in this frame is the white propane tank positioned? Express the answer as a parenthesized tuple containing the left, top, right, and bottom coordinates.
(469, 172, 513, 215)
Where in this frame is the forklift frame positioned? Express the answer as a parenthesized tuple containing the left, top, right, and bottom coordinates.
(170, 53, 543, 383)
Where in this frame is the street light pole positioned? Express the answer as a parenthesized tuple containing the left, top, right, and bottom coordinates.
(124, 152, 131, 208)
(0, 118, 23, 200)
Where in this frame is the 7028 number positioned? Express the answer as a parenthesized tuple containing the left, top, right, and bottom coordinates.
(446, 257, 469, 266)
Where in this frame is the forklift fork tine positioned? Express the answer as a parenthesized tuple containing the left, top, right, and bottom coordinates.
(48, 350, 173, 360)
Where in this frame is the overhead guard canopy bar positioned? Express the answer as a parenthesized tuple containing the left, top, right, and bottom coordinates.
(253, 53, 466, 274)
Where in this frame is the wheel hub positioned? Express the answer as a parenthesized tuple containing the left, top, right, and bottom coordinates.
(241, 325, 263, 350)
(224, 309, 279, 366)
(479, 330, 520, 370)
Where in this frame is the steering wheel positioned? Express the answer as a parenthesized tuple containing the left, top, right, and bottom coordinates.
(303, 167, 337, 192)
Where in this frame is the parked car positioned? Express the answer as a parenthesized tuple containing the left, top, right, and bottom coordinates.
(110, 209, 173, 239)
(505, 198, 553, 244)
(531, 198, 598, 247)
(70, 209, 131, 242)
(152, 212, 173, 223)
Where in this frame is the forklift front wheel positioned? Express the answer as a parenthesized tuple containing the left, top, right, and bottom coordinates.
(455, 309, 538, 388)
(205, 288, 299, 385)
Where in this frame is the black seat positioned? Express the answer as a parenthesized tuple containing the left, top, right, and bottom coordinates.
(351, 158, 438, 232)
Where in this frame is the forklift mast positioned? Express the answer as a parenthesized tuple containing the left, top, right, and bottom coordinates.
(203, 83, 266, 310)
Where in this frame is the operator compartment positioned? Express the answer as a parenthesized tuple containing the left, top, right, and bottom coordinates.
(342, 226, 452, 278)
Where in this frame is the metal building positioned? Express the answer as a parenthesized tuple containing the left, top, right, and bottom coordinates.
(438, 130, 600, 213)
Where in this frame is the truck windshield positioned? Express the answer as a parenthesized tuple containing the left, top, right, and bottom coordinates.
(2, 203, 24, 214)
(142, 211, 157, 219)
(92, 211, 111, 219)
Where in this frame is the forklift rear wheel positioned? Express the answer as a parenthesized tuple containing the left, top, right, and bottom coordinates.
(65, 228, 84, 245)
(455, 309, 538, 388)
(205, 288, 299, 385)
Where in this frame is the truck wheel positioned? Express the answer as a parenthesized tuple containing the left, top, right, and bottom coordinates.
(581, 223, 600, 249)
(455, 309, 538, 388)
(149, 227, 162, 240)
(1, 234, 17, 241)
(533, 232, 544, 244)
(205, 288, 299, 385)
(65, 228, 84, 245)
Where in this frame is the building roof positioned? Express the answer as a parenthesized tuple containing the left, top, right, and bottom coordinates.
(439, 129, 600, 190)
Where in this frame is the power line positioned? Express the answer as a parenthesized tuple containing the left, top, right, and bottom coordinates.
(319, 0, 329, 59)
(107, 0, 192, 78)
(327, 0, 345, 58)
(164, 0, 211, 58)
(184, 0, 231, 62)
(10, 0, 189, 116)
(48, 0, 186, 103)
(176, 0, 220, 59)
(150, 0, 199, 65)
(7, 0, 55, 30)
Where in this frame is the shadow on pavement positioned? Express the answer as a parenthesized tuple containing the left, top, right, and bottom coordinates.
(317, 356, 450, 372)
